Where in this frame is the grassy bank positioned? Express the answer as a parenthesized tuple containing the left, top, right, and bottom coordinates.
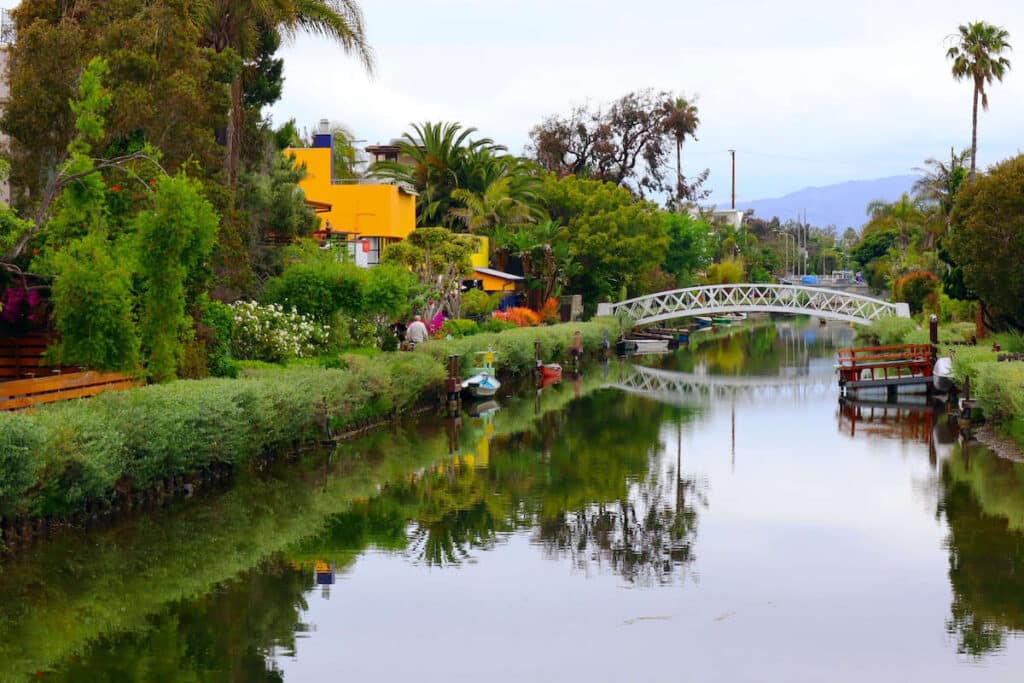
(0, 320, 618, 528)
(858, 318, 1024, 449)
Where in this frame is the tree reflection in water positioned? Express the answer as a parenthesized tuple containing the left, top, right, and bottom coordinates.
(940, 444, 1024, 656)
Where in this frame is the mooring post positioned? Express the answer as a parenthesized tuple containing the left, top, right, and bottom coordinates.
(444, 354, 461, 416)
(569, 330, 583, 373)
(534, 340, 543, 378)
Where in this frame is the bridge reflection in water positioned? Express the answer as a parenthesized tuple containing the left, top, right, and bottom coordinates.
(606, 361, 835, 406)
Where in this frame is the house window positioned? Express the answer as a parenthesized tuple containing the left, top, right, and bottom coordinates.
(366, 237, 380, 265)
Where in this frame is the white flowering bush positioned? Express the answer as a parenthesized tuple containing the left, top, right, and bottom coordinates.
(229, 301, 329, 362)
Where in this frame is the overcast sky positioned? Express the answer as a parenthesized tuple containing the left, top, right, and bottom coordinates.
(267, 0, 1023, 205)
(4, 0, 1020, 205)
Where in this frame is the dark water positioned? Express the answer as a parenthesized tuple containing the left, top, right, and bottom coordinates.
(5, 320, 1024, 682)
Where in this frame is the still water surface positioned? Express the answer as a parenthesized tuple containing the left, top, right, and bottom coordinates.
(4, 321, 1024, 681)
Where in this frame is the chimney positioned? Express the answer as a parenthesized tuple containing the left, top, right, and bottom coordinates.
(313, 118, 334, 152)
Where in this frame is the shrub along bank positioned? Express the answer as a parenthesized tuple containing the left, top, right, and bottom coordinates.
(0, 320, 620, 528)
(417, 317, 618, 375)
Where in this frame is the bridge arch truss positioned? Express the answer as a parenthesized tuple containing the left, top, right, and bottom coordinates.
(596, 284, 909, 326)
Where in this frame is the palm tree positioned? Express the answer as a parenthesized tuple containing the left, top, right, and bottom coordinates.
(451, 176, 536, 234)
(865, 193, 926, 257)
(946, 22, 1012, 180)
(913, 148, 970, 243)
(200, 0, 374, 186)
(371, 121, 505, 227)
(661, 96, 700, 200)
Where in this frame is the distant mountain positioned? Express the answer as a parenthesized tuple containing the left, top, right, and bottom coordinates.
(724, 175, 918, 230)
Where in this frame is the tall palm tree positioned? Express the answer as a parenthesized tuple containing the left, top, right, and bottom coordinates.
(200, 0, 374, 186)
(661, 96, 700, 200)
(946, 21, 1012, 180)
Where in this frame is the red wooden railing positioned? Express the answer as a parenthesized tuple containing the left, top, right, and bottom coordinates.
(836, 344, 934, 386)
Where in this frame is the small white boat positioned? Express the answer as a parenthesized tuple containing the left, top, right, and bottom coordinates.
(462, 373, 500, 398)
(632, 338, 670, 354)
(462, 349, 501, 398)
(933, 357, 955, 393)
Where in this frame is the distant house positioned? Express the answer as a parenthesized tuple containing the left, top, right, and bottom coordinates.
(286, 124, 417, 267)
(286, 125, 524, 291)
(687, 207, 744, 230)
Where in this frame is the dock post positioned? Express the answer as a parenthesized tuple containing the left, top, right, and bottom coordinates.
(534, 340, 543, 378)
(444, 355, 461, 416)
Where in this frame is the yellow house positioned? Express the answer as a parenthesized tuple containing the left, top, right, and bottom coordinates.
(470, 237, 523, 293)
(286, 130, 521, 292)
(286, 134, 416, 265)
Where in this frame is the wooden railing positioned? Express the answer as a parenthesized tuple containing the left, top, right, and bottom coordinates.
(836, 344, 934, 387)
(0, 371, 136, 411)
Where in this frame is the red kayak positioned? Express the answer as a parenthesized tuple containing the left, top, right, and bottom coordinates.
(539, 363, 562, 380)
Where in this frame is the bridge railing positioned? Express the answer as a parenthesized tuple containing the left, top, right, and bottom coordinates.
(596, 284, 909, 325)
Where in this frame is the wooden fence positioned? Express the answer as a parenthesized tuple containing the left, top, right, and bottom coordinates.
(0, 335, 51, 380)
(0, 371, 136, 411)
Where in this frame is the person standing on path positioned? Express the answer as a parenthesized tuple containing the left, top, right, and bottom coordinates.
(406, 315, 429, 346)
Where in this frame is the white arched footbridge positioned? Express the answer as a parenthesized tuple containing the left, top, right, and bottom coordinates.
(596, 284, 910, 326)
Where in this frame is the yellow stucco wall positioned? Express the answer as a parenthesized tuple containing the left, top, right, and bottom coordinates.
(476, 270, 518, 292)
(470, 237, 489, 269)
(286, 147, 416, 241)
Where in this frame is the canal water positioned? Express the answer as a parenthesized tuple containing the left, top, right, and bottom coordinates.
(4, 320, 1024, 682)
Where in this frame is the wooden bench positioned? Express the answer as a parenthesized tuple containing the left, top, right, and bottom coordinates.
(0, 371, 136, 411)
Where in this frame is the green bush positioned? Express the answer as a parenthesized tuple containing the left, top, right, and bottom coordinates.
(939, 294, 977, 323)
(262, 259, 366, 322)
(201, 298, 240, 378)
(0, 413, 42, 512)
(417, 318, 617, 375)
(442, 319, 480, 338)
(480, 317, 517, 333)
(975, 362, 1024, 425)
(46, 233, 140, 372)
(461, 288, 501, 317)
(856, 317, 918, 346)
(949, 346, 999, 384)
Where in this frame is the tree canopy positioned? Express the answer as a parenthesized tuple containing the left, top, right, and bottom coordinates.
(948, 154, 1024, 329)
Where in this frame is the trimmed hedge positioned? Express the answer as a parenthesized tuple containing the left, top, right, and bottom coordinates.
(0, 353, 444, 520)
(415, 318, 618, 375)
(0, 320, 620, 523)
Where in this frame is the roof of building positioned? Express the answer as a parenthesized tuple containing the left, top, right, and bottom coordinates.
(473, 267, 523, 281)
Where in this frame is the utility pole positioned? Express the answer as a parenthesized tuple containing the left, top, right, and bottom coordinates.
(728, 149, 736, 209)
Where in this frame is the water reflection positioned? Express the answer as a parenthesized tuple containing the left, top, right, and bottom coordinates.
(14, 320, 1024, 681)
(941, 443, 1024, 656)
